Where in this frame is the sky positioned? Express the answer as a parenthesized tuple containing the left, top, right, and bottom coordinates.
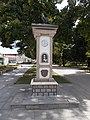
(0, 0, 68, 55)
(56, 0, 68, 10)
(0, 42, 18, 54)
(0, 45, 18, 54)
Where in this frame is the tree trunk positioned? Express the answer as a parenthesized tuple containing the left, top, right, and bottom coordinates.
(87, 58, 90, 68)
(62, 58, 65, 67)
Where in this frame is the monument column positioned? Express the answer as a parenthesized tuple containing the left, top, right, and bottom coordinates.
(31, 23, 58, 96)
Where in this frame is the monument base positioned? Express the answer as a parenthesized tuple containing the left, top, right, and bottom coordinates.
(10, 85, 79, 110)
(31, 78, 58, 96)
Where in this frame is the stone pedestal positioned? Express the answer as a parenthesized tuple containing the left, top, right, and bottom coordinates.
(31, 78, 58, 96)
(31, 23, 58, 96)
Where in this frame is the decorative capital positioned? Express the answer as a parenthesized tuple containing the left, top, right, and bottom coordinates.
(32, 23, 58, 40)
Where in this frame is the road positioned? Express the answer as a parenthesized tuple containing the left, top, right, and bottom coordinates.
(53, 66, 90, 120)
(0, 64, 90, 120)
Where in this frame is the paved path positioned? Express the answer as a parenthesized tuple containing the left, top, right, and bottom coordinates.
(53, 66, 90, 120)
(0, 65, 90, 120)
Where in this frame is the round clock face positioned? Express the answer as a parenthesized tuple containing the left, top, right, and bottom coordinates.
(41, 40, 48, 47)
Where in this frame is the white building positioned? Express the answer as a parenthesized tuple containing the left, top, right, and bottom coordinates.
(0, 46, 31, 64)
(16, 54, 31, 63)
(0, 47, 17, 65)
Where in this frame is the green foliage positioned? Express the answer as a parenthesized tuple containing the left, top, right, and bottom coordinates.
(0, 0, 90, 65)
(53, 42, 62, 64)
(54, 0, 90, 65)
(0, 0, 59, 58)
(76, 1, 90, 56)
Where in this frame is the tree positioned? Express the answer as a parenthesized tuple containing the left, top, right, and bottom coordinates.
(0, 0, 90, 67)
(76, 0, 90, 67)
(0, 0, 60, 58)
(53, 41, 62, 65)
(53, 4, 79, 65)
(71, 33, 87, 63)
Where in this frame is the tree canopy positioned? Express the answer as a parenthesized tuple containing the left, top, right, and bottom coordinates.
(0, 0, 60, 58)
(0, 0, 90, 65)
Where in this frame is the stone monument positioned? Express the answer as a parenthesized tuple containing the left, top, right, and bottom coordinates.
(10, 23, 79, 110)
(31, 23, 58, 96)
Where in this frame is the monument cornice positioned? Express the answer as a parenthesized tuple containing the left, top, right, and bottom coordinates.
(32, 23, 58, 39)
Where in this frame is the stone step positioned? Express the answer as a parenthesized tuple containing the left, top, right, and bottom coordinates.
(10, 95, 79, 110)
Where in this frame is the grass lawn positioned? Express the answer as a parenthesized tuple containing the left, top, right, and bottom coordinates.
(82, 68, 90, 73)
(15, 66, 71, 84)
(0, 65, 17, 73)
(15, 67, 36, 84)
(52, 71, 71, 83)
(85, 69, 90, 73)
